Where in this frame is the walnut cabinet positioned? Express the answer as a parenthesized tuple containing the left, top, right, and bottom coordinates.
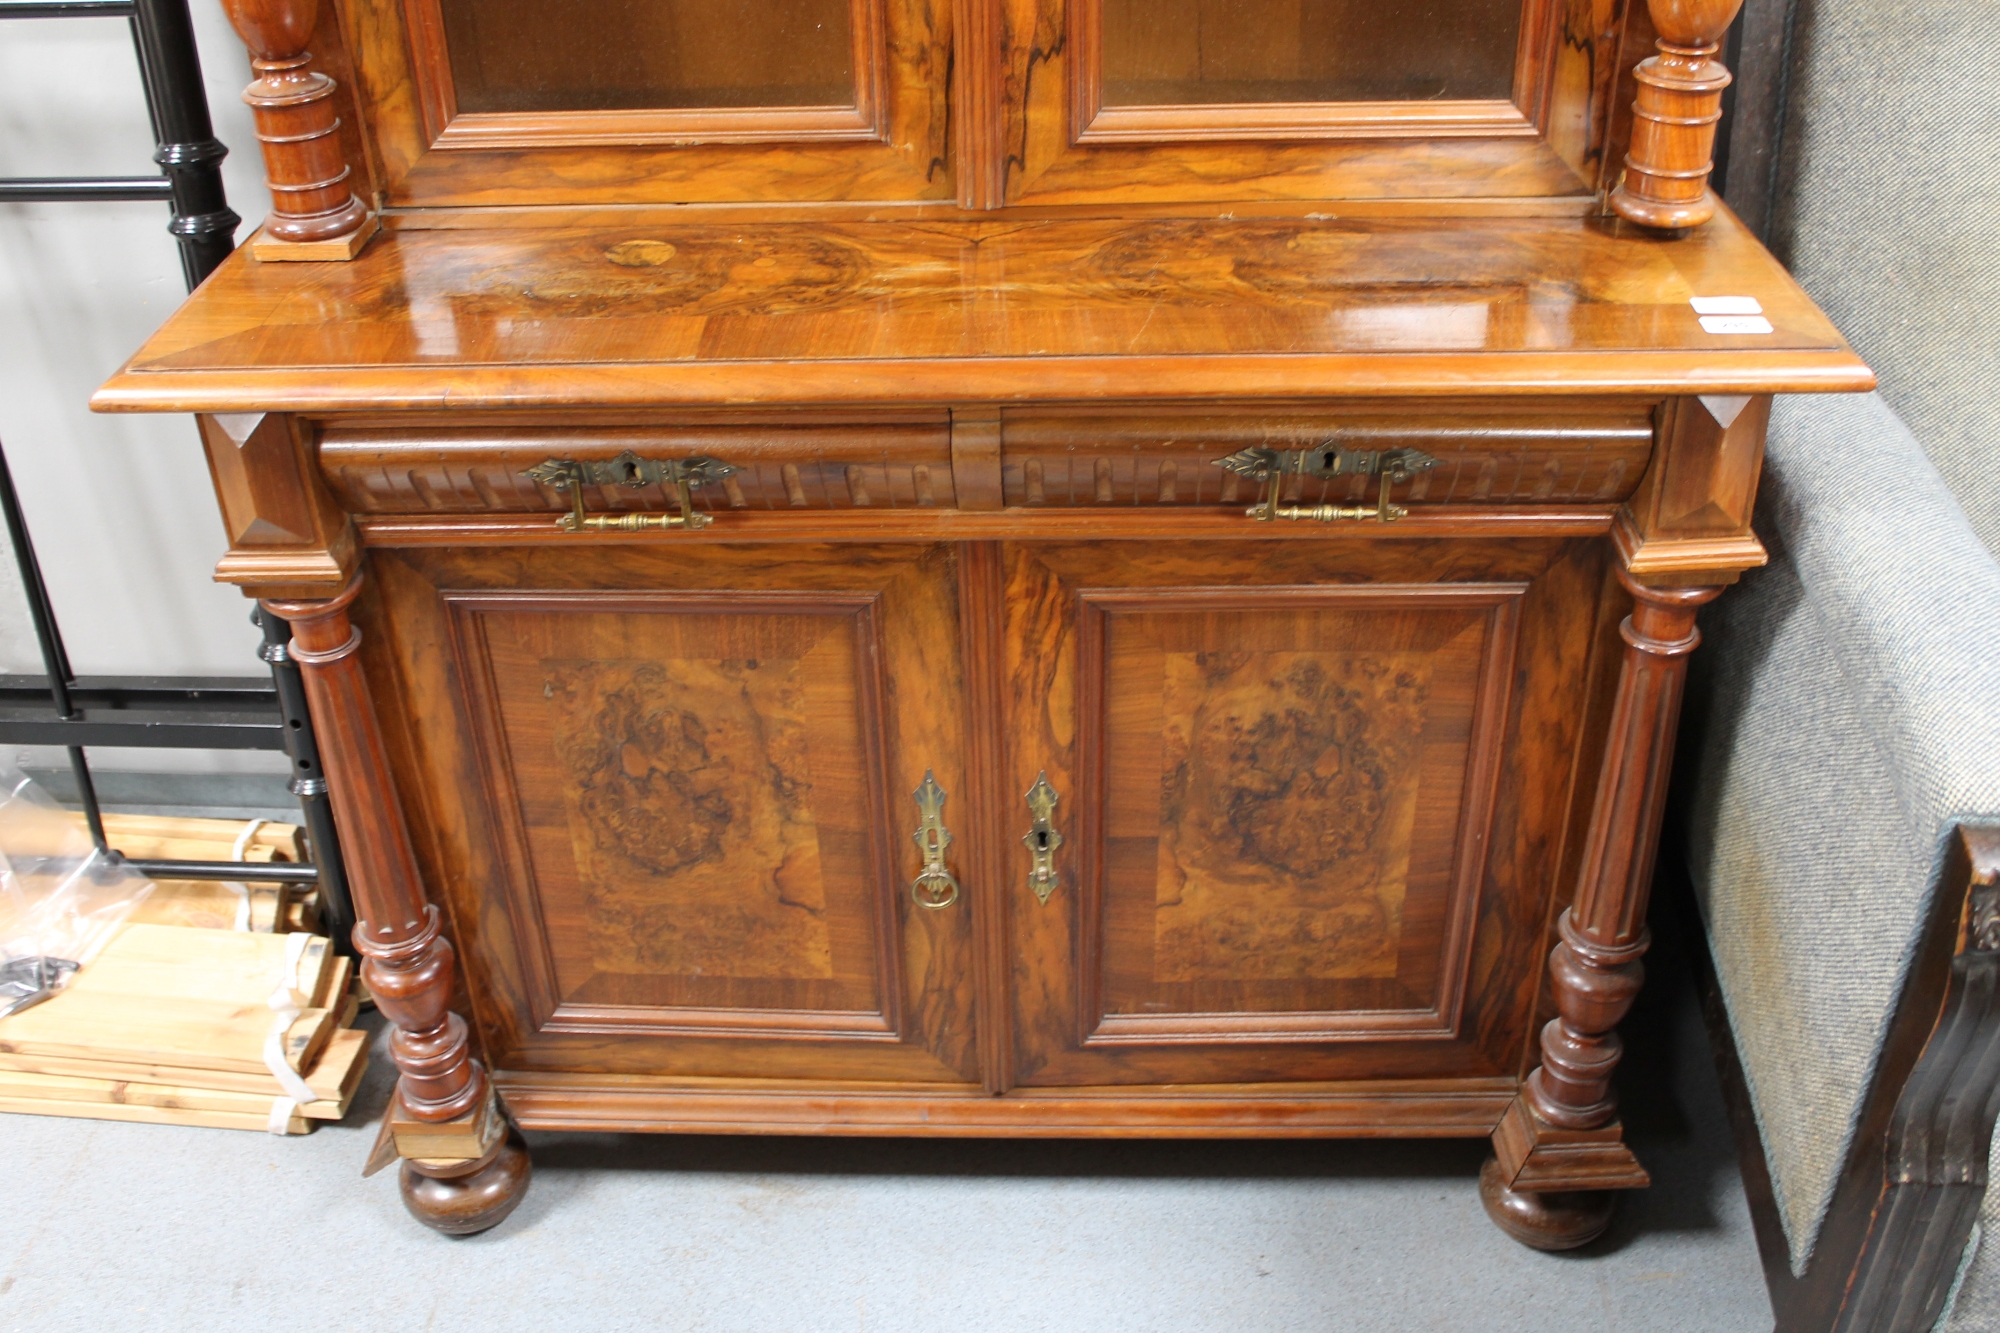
(93, 0, 1872, 1246)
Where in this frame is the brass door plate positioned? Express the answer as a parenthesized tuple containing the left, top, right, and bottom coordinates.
(911, 770, 960, 910)
(1023, 772, 1063, 905)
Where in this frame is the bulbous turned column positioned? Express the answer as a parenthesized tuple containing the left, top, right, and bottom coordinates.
(262, 578, 528, 1235)
(215, 0, 370, 246)
(1484, 570, 1722, 1250)
(1610, 0, 1746, 233)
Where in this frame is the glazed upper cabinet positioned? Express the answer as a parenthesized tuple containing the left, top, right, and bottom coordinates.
(326, 0, 1640, 207)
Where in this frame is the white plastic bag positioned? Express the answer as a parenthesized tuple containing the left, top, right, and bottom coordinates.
(0, 762, 154, 1015)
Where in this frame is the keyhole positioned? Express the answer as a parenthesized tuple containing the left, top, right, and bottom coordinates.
(1321, 450, 1338, 470)
(621, 460, 640, 483)
(1033, 831, 1050, 851)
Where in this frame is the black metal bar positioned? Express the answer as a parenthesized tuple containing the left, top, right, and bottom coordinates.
(256, 609, 355, 949)
(0, 442, 77, 716)
(67, 748, 107, 852)
(0, 176, 174, 201)
(1, 438, 111, 849)
(0, 674, 279, 708)
(0, 1, 137, 16)
(0, 710, 287, 748)
(129, 0, 238, 285)
(121, 858, 319, 883)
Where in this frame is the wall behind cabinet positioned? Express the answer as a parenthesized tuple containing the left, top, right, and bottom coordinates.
(0, 9, 283, 774)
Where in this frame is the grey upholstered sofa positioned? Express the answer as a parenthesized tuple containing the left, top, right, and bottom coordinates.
(1678, 0, 2000, 1328)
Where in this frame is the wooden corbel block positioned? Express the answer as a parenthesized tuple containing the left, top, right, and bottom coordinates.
(199, 412, 356, 598)
(1615, 393, 1772, 585)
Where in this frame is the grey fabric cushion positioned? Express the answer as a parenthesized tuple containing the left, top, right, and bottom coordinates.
(1773, 0, 2000, 557)
(1685, 392, 2000, 1274)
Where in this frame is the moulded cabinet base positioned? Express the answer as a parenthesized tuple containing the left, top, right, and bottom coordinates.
(1490, 1095, 1652, 1192)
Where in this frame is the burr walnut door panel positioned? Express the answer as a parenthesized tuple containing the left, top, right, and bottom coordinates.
(997, 539, 1607, 1087)
(367, 543, 980, 1084)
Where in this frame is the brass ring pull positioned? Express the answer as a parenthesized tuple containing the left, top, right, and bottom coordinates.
(523, 451, 737, 533)
(911, 770, 960, 910)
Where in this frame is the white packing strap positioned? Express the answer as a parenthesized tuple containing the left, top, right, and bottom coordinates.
(261, 930, 319, 1133)
(266, 1097, 295, 1135)
(222, 819, 268, 932)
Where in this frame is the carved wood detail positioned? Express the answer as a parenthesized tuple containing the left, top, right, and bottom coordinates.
(1616, 393, 1772, 584)
(314, 408, 1655, 518)
(1608, 0, 1746, 232)
(319, 424, 958, 515)
(200, 413, 356, 596)
(259, 577, 525, 1232)
(215, 0, 371, 245)
(1491, 568, 1721, 1221)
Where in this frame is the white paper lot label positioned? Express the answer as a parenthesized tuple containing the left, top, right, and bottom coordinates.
(1690, 296, 1764, 315)
(1698, 314, 1775, 335)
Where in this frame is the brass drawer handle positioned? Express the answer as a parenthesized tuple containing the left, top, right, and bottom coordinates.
(1023, 772, 1063, 905)
(523, 450, 737, 532)
(1214, 445, 1439, 524)
(911, 770, 960, 910)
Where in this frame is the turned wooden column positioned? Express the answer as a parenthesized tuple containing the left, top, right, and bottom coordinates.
(215, 0, 370, 246)
(1529, 571, 1722, 1127)
(1609, 0, 1746, 233)
(1485, 568, 1723, 1250)
(262, 578, 528, 1234)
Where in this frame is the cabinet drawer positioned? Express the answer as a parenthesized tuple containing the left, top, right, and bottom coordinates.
(315, 402, 1652, 521)
(317, 421, 956, 516)
(997, 404, 1654, 509)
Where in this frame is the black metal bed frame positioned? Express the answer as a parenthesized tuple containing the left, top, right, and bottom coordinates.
(0, 0, 354, 945)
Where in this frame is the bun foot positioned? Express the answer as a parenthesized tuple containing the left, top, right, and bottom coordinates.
(400, 1130, 532, 1235)
(1478, 1155, 1616, 1251)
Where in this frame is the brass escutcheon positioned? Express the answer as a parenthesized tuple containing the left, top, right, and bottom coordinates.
(1022, 772, 1063, 905)
(911, 770, 960, 910)
(1213, 444, 1440, 524)
(522, 451, 737, 533)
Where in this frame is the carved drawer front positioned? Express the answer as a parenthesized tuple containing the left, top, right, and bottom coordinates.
(998, 404, 1654, 510)
(318, 421, 955, 516)
(999, 537, 1607, 1088)
(369, 542, 981, 1083)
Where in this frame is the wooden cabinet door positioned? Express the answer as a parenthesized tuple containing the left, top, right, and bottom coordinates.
(367, 542, 982, 1085)
(995, 538, 1606, 1087)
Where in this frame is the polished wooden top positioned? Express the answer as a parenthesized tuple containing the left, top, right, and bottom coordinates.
(93, 208, 1871, 414)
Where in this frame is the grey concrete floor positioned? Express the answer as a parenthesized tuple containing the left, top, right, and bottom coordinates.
(1, 786, 1772, 1331)
(0, 933, 1774, 1333)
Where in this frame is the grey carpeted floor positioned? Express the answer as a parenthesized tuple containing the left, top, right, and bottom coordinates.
(0, 925, 1775, 1333)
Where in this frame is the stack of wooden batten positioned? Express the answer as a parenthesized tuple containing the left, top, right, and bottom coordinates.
(107, 812, 321, 934)
(0, 814, 367, 1134)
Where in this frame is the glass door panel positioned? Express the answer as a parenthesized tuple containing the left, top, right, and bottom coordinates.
(438, 0, 860, 114)
(1100, 0, 1521, 107)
